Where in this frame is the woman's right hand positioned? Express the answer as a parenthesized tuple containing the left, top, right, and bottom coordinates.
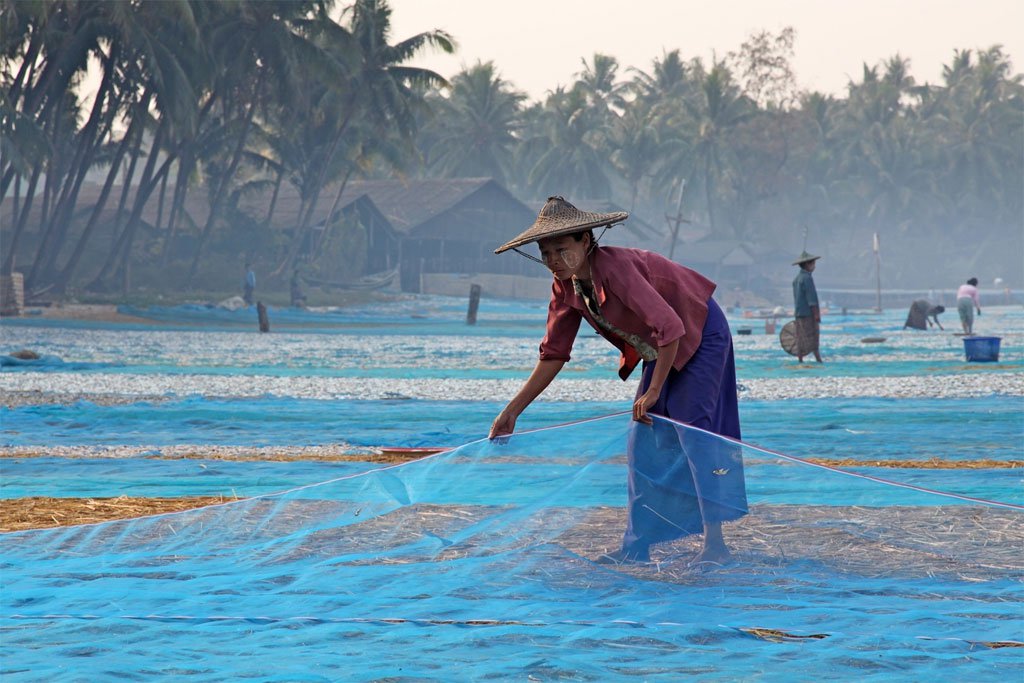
(488, 360, 564, 440)
(489, 408, 518, 439)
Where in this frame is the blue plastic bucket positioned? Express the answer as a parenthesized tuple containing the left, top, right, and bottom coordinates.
(963, 336, 1001, 362)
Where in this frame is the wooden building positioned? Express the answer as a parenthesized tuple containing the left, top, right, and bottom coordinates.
(331, 178, 536, 291)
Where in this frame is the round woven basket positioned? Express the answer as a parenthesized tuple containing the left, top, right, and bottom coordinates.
(779, 320, 801, 356)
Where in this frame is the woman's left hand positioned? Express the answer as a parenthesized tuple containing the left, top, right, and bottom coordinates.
(633, 389, 659, 424)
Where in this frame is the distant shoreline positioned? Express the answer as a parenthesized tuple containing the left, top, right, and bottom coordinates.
(15, 304, 158, 324)
(6, 288, 404, 324)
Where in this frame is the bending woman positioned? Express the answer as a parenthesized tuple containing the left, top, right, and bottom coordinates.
(489, 196, 747, 565)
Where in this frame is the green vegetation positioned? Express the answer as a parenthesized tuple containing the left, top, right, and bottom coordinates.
(2, 2, 1021, 302)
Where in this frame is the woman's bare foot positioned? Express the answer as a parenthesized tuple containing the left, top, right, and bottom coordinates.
(689, 544, 731, 566)
(691, 522, 731, 566)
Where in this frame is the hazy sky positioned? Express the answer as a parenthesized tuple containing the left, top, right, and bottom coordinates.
(388, 0, 1022, 101)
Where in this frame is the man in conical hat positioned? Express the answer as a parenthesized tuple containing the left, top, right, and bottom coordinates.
(490, 196, 748, 565)
(791, 250, 823, 363)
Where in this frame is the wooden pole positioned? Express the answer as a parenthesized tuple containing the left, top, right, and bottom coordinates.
(466, 283, 481, 325)
(257, 301, 270, 333)
(873, 232, 882, 312)
(666, 179, 688, 260)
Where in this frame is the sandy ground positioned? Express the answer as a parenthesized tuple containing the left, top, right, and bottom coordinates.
(0, 446, 447, 532)
(0, 496, 236, 532)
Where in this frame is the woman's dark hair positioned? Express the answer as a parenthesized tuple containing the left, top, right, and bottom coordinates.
(967, 277, 978, 286)
(570, 229, 595, 244)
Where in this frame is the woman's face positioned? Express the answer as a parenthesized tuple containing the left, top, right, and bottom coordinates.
(538, 234, 589, 280)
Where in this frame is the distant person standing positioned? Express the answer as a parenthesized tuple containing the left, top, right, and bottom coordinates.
(792, 250, 823, 363)
(904, 300, 944, 330)
(243, 262, 256, 306)
(956, 277, 981, 334)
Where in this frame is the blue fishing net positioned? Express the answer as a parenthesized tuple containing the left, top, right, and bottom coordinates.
(4, 396, 1020, 503)
(2, 413, 1020, 681)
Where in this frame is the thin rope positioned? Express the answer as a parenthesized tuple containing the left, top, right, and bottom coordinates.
(649, 412, 1024, 511)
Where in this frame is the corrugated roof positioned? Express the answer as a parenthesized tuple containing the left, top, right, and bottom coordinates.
(334, 178, 521, 233)
(237, 177, 528, 235)
(1, 177, 532, 239)
(0, 182, 212, 233)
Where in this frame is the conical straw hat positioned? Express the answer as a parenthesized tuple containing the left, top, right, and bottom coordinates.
(792, 250, 821, 266)
(495, 196, 628, 254)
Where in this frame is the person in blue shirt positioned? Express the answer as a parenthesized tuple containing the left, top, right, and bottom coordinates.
(792, 251, 823, 363)
(243, 262, 256, 305)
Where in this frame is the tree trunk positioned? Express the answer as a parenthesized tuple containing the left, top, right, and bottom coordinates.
(0, 167, 16, 204)
(160, 155, 191, 265)
(3, 166, 43, 275)
(155, 162, 169, 231)
(54, 96, 150, 292)
(86, 117, 147, 289)
(7, 24, 44, 107)
(160, 94, 217, 266)
(188, 71, 264, 279)
(109, 122, 172, 286)
(263, 166, 285, 227)
(276, 100, 357, 276)
(4, 174, 21, 274)
(88, 119, 166, 289)
(36, 45, 121, 284)
(0, 27, 45, 197)
(313, 167, 355, 254)
(703, 152, 717, 233)
(25, 101, 68, 290)
(4, 4, 88, 200)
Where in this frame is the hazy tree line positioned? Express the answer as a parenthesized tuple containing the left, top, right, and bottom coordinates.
(2, 0, 1021, 299)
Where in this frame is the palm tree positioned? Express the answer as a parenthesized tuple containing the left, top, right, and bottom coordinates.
(1, 0, 207, 293)
(935, 46, 1023, 234)
(573, 53, 627, 114)
(52, 88, 154, 291)
(663, 58, 754, 234)
(82, 0, 205, 291)
(628, 49, 692, 106)
(525, 86, 613, 198)
(624, 50, 697, 213)
(276, 0, 453, 276)
(605, 104, 660, 212)
(186, 0, 342, 279)
(419, 60, 525, 184)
